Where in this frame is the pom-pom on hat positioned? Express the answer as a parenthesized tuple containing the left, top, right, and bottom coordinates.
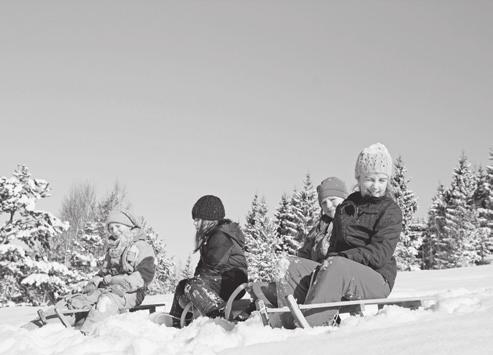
(192, 195, 225, 221)
(316, 177, 348, 205)
(355, 143, 393, 179)
(106, 209, 141, 230)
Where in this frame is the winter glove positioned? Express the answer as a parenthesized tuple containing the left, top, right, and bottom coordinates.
(108, 275, 132, 289)
(82, 281, 97, 295)
(110, 284, 126, 297)
(102, 274, 113, 286)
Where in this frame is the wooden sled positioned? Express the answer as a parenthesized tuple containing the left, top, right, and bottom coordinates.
(257, 295, 439, 328)
(157, 284, 438, 330)
(22, 302, 166, 330)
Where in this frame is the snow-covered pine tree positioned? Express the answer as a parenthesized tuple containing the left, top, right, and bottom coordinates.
(0, 165, 82, 305)
(439, 155, 479, 268)
(291, 174, 319, 246)
(144, 224, 177, 294)
(181, 254, 194, 279)
(408, 218, 427, 268)
(69, 222, 104, 274)
(273, 193, 298, 255)
(391, 156, 421, 270)
(244, 194, 281, 282)
(473, 158, 493, 264)
(421, 184, 448, 269)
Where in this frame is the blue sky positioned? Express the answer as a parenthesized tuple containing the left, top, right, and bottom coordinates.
(1, 1, 492, 265)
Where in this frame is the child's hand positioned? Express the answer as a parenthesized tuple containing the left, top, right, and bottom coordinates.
(102, 275, 113, 286)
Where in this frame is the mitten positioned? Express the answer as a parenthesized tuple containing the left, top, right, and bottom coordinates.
(82, 282, 97, 295)
(110, 284, 126, 297)
(102, 274, 113, 286)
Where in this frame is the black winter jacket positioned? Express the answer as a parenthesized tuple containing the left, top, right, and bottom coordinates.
(195, 220, 248, 282)
(327, 192, 402, 290)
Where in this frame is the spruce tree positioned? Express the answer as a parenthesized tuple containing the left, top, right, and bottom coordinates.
(244, 194, 280, 282)
(273, 193, 298, 255)
(291, 174, 319, 246)
(439, 155, 479, 267)
(473, 157, 493, 264)
(391, 157, 421, 270)
(0, 165, 81, 305)
(421, 184, 448, 269)
(69, 224, 104, 274)
(181, 255, 194, 279)
(145, 225, 177, 294)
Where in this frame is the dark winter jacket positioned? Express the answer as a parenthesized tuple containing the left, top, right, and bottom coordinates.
(195, 220, 248, 286)
(327, 192, 402, 290)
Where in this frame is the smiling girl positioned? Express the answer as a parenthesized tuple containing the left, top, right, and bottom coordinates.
(299, 143, 403, 327)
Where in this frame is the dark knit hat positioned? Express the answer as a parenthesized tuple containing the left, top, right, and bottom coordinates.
(106, 209, 141, 230)
(192, 195, 225, 221)
(316, 177, 348, 205)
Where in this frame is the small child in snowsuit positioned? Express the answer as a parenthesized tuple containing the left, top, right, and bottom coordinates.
(169, 195, 248, 326)
(297, 177, 348, 262)
(277, 143, 402, 327)
(78, 209, 156, 334)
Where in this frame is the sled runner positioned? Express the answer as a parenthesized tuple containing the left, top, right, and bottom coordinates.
(224, 283, 438, 328)
(22, 301, 166, 330)
(259, 294, 439, 328)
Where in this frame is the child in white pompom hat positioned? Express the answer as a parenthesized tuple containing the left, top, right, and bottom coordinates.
(272, 143, 402, 328)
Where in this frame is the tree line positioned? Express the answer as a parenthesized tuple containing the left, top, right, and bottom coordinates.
(1, 150, 492, 304)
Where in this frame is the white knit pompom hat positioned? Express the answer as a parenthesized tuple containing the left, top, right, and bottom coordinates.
(355, 143, 393, 179)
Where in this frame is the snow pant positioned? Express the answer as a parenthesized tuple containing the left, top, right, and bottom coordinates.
(79, 288, 143, 334)
(169, 270, 247, 326)
(275, 256, 391, 328)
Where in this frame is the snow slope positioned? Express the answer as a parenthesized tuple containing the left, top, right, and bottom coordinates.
(1, 265, 492, 355)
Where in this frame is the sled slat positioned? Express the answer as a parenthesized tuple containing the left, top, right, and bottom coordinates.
(286, 295, 311, 329)
(263, 296, 437, 314)
(255, 299, 270, 326)
(130, 303, 166, 314)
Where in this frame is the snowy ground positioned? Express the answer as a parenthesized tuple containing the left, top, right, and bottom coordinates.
(1, 265, 492, 355)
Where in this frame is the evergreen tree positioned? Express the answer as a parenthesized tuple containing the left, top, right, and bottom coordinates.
(421, 184, 448, 269)
(244, 194, 280, 282)
(0, 165, 82, 305)
(273, 193, 298, 255)
(437, 155, 479, 267)
(69, 224, 104, 274)
(472, 156, 493, 264)
(145, 224, 176, 295)
(391, 157, 421, 270)
(291, 174, 319, 245)
(181, 254, 194, 279)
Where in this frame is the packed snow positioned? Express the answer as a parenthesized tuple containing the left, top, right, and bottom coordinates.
(1, 265, 492, 355)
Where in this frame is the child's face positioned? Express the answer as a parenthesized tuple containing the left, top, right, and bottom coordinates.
(358, 173, 389, 198)
(320, 196, 345, 218)
(107, 223, 132, 241)
(193, 218, 203, 231)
